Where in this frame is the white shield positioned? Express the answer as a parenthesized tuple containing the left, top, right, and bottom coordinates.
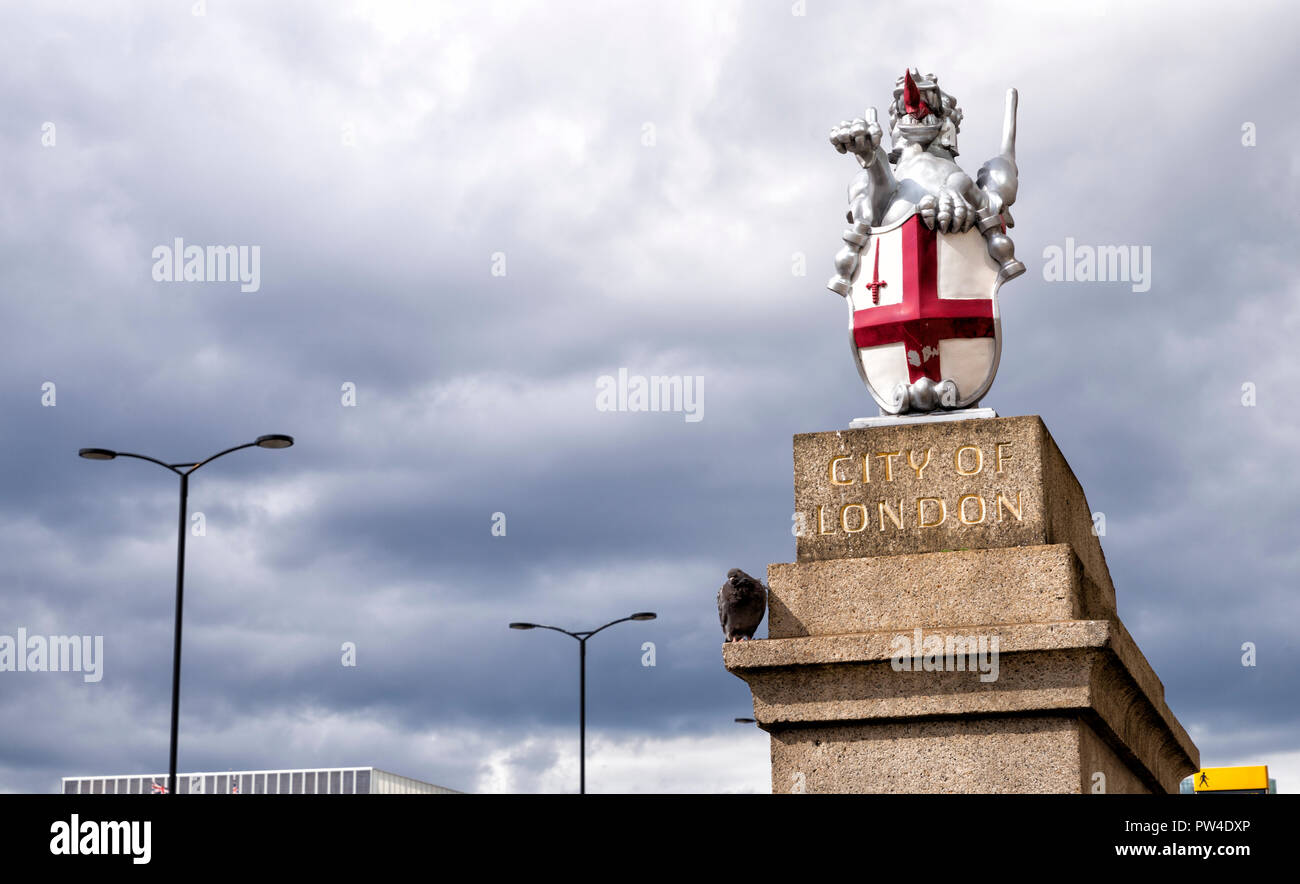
(846, 214, 1003, 413)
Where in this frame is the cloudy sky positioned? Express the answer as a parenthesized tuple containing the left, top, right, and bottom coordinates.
(1, 0, 1296, 794)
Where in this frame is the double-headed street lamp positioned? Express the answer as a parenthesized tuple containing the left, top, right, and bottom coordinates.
(509, 612, 656, 794)
(78, 434, 294, 795)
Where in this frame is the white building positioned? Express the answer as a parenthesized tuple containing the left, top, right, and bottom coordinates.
(60, 766, 458, 795)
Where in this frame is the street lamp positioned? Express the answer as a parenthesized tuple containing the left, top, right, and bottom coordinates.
(509, 612, 656, 794)
(78, 434, 294, 795)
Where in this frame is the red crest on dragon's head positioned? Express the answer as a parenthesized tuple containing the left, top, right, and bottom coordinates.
(902, 69, 931, 119)
(888, 68, 962, 159)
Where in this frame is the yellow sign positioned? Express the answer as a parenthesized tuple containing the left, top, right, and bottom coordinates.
(1192, 765, 1269, 793)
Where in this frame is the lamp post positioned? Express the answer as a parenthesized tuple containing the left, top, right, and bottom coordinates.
(509, 612, 656, 794)
(78, 434, 294, 795)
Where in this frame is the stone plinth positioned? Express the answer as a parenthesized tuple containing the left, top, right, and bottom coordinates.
(725, 416, 1199, 793)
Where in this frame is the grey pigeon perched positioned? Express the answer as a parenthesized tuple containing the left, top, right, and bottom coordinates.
(718, 568, 767, 642)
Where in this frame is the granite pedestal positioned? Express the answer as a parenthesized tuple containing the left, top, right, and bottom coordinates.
(724, 415, 1198, 793)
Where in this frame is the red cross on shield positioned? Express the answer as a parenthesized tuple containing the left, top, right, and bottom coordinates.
(847, 215, 1003, 411)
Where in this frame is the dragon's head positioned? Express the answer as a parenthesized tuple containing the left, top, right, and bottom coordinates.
(888, 69, 962, 158)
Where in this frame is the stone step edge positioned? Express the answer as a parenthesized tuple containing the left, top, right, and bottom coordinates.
(723, 617, 1196, 768)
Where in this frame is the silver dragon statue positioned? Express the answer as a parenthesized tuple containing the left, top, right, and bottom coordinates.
(827, 69, 1024, 417)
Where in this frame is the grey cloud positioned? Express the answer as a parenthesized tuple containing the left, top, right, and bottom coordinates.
(1, 0, 1297, 793)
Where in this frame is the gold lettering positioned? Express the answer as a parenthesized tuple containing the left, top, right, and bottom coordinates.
(840, 504, 867, 534)
(861, 453, 870, 483)
(875, 451, 902, 482)
(959, 494, 986, 525)
(995, 441, 1013, 474)
(917, 497, 946, 528)
(828, 456, 853, 486)
(908, 447, 932, 480)
(878, 500, 903, 531)
(954, 445, 983, 476)
(817, 505, 835, 534)
(996, 491, 1023, 522)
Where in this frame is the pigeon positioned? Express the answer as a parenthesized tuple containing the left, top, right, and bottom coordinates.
(718, 568, 767, 642)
